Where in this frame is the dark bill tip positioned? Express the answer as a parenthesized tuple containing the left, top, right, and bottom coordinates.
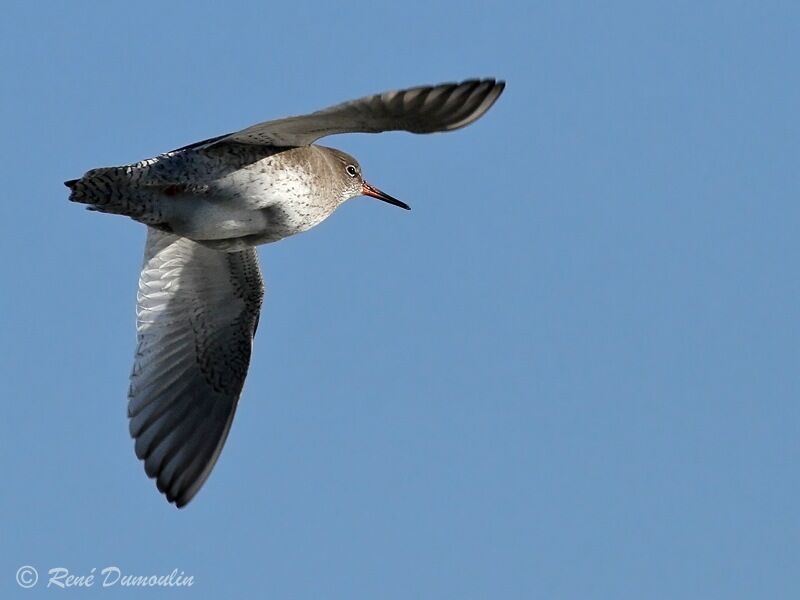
(362, 181, 411, 210)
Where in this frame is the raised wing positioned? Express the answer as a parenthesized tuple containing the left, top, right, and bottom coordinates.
(186, 78, 504, 149)
(128, 228, 264, 507)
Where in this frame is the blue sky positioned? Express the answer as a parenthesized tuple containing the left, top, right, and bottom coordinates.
(1, 1, 798, 598)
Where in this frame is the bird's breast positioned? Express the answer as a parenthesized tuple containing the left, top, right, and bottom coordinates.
(151, 146, 340, 248)
(234, 160, 335, 231)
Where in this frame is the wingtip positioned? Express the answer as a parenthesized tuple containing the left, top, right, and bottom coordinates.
(439, 77, 506, 132)
(158, 474, 194, 509)
(464, 77, 505, 89)
(481, 78, 506, 97)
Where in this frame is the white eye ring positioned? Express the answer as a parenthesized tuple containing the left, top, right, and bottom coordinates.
(345, 165, 358, 177)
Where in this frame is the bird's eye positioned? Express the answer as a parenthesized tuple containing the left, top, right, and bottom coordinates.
(345, 165, 358, 177)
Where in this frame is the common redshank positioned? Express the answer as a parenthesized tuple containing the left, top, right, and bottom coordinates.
(65, 78, 505, 507)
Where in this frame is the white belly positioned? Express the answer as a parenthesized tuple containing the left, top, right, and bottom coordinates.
(164, 159, 334, 245)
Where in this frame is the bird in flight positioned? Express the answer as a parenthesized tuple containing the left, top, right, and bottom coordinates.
(66, 78, 505, 507)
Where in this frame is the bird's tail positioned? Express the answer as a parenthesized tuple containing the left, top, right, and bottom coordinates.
(65, 166, 156, 220)
(66, 167, 129, 214)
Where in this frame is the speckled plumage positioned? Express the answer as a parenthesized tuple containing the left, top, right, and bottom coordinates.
(69, 144, 362, 251)
(66, 78, 505, 507)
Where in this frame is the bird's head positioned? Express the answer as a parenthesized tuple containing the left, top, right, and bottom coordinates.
(323, 147, 411, 211)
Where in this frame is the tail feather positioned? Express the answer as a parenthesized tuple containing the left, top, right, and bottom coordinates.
(67, 167, 134, 211)
(65, 167, 162, 225)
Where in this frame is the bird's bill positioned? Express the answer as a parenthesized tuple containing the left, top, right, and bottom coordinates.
(362, 181, 411, 210)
